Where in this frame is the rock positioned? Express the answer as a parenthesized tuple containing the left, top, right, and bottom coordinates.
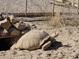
(9, 27, 21, 36)
(14, 21, 28, 30)
(0, 18, 11, 30)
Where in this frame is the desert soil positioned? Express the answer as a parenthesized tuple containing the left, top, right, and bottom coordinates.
(0, 18, 79, 59)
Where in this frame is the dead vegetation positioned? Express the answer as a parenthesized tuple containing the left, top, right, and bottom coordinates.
(49, 13, 66, 28)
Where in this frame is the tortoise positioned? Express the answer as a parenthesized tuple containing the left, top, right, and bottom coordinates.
(10, 30, 58, 51)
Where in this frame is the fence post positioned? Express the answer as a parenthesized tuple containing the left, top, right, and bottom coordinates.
(25, 0, 27, 15)
(52, 0, 55, 16)
(77, 0, 79, 14)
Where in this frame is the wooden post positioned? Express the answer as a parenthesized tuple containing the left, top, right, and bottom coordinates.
(52, 0, 55, 16)
(25, 0, 27, 15)
(78, 0, 79, 14)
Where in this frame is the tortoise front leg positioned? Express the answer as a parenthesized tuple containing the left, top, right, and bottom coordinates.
(42, 41, 51, 50)
(39, 36, 50, 48)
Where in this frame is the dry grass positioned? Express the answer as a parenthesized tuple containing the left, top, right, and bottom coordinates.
(51, 14, 63, 27)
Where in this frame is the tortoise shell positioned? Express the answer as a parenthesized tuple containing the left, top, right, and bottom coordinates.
(11, 30, 50, 50)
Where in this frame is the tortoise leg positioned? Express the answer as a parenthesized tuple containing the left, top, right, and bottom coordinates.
(39, 36, 50, 48)
(42, 41, 51, 50)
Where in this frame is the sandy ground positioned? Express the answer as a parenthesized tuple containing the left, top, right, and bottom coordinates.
(0, 18, 79, 59)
